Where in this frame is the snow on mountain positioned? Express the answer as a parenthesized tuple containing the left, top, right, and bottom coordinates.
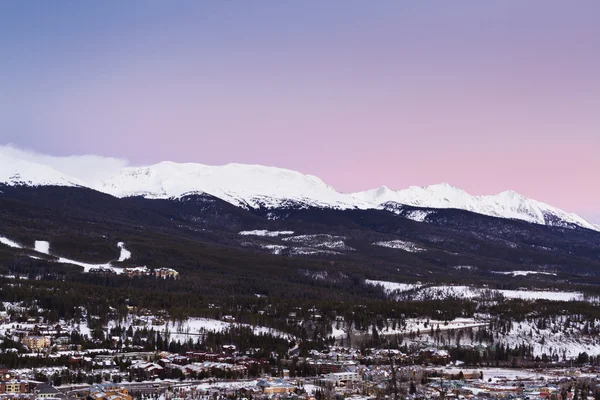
(0, 237, 22, 249)
(352, 183, 598, 231)
(0, 153, 83, 187)
(0, 152, 597, 232)
(34, 241, 50, 254)
(93, 162, 366, 209)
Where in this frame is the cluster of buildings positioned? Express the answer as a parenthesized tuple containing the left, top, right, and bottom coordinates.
(2, 322, 58, 351)
(87, 383, 131, 400)
(121, 267, 180, 279)
(88, 266, 179, 279)
(0, 366, 64, 400)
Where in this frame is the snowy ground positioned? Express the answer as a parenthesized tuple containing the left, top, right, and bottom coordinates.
(34, 240, 50, 254)
(239, 230, 294, 237)
(493, 270, 557, 277)
(415, 285, 584, 302)
(282, 234, 354, 251)
(117, 242, 131, 261)
(365, 279, 422, 293)
(373, 240, 425, 252)
(250, 234, 353, 255)
(261, 244, 287, 255)
(495, 318, 600, 359)
(0, 236, 21, 249)
(404, 210, 433, 222)
(107, 316, 295, 343)
(331, 317, 486, 340)
(366, 281, 586, 302)
(372, 315, 600, 359)
(381, 317, 486, 337)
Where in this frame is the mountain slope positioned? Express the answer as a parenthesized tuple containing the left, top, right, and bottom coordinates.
(93, 162, 366, 210)
(353, 183, 598, 231)
(0, 152, 596, 231)
(0, 153, 83, 187)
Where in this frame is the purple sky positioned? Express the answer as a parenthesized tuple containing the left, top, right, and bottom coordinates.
(1, 1, 599, 217)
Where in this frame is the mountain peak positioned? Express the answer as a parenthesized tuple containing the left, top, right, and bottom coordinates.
(1, 152, 597, 231)
(0, 153, 83, 187)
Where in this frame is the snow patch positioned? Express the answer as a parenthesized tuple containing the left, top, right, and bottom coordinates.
(0, 237, 22, 249)
(34, 240, 50, 254)
(365, 280, 422, 293)
(373, 240, 425, 252)
(282, 234, 353, 251)
(117, 242, 131, 262)
(404, 210, 432, 222)
(239, 230, 294, 237)
(493, 270, 556, 277)
(261, 244, 287, 255)
(399, 285, 584, 302)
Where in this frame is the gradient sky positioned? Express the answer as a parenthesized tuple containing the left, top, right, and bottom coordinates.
(1, 1, 599, 218)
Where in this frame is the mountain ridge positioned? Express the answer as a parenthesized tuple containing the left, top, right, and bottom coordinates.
(0, 152, 597, 231)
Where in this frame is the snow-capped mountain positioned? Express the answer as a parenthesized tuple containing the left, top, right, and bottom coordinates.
(352, 183, 598, 231)
(0, 152, 597, 231)
(0, 153, 83, 187)
(93, 162, 365, 209)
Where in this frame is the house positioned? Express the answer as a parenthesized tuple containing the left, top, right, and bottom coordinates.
(128, 362, 164, 380)
(87, 383, 131, 400)
(154, 268, 179, 279)
(34, 383, 65, 399)
(21, 336, 51, 350)
(256, 379, 296, 394)
(0, 380, 31, 394)
(122, 267, 150, 278)
(419, 347, 451, 365)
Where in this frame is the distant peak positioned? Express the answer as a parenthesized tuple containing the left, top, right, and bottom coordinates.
(375, 185, 391, 195)
(495, 190, 527, 201)
(422, 182, 465, 193)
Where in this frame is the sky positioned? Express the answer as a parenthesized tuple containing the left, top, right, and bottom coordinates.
(1, 1, 599, 220)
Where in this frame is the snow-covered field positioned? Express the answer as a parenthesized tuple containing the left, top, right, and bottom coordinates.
(365, 280, 585, 302)
(0, 236, 22, 249)
(365, 279, 421, 293)
(107, 316, 295, 343)
(239, 230, 294, 237)
(261, 244, 287, 255)
(331, 317, 485, 339)
(373, 240, 425, 252)
(404, 210, 432, 222)
(282, 234, 353, 251)
(381, 317, 486, 336)
(495, 318, 600, 359)
(34, 240, 50, 254)
(406, 285, 584, 302)
(117, 242, 131, 261)
(493, 270, 557, 277)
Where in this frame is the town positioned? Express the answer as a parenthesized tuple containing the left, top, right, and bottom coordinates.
(2, 299, 600, 400)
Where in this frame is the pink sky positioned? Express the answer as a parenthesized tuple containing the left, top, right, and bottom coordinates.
(1, 1, 598, 217)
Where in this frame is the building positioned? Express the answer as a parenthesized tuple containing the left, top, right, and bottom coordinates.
(419, 348, 451, 365)
(21, 336, 51, 350)
(0, 380, 30, 394)
(122, 267, 150, 278)
(256, 379, 296, 395)
(87, 383, 131, 400)
(34, 383, 65, 399)
(154, 268, 179, 279)
(128, 362, 164, 380)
